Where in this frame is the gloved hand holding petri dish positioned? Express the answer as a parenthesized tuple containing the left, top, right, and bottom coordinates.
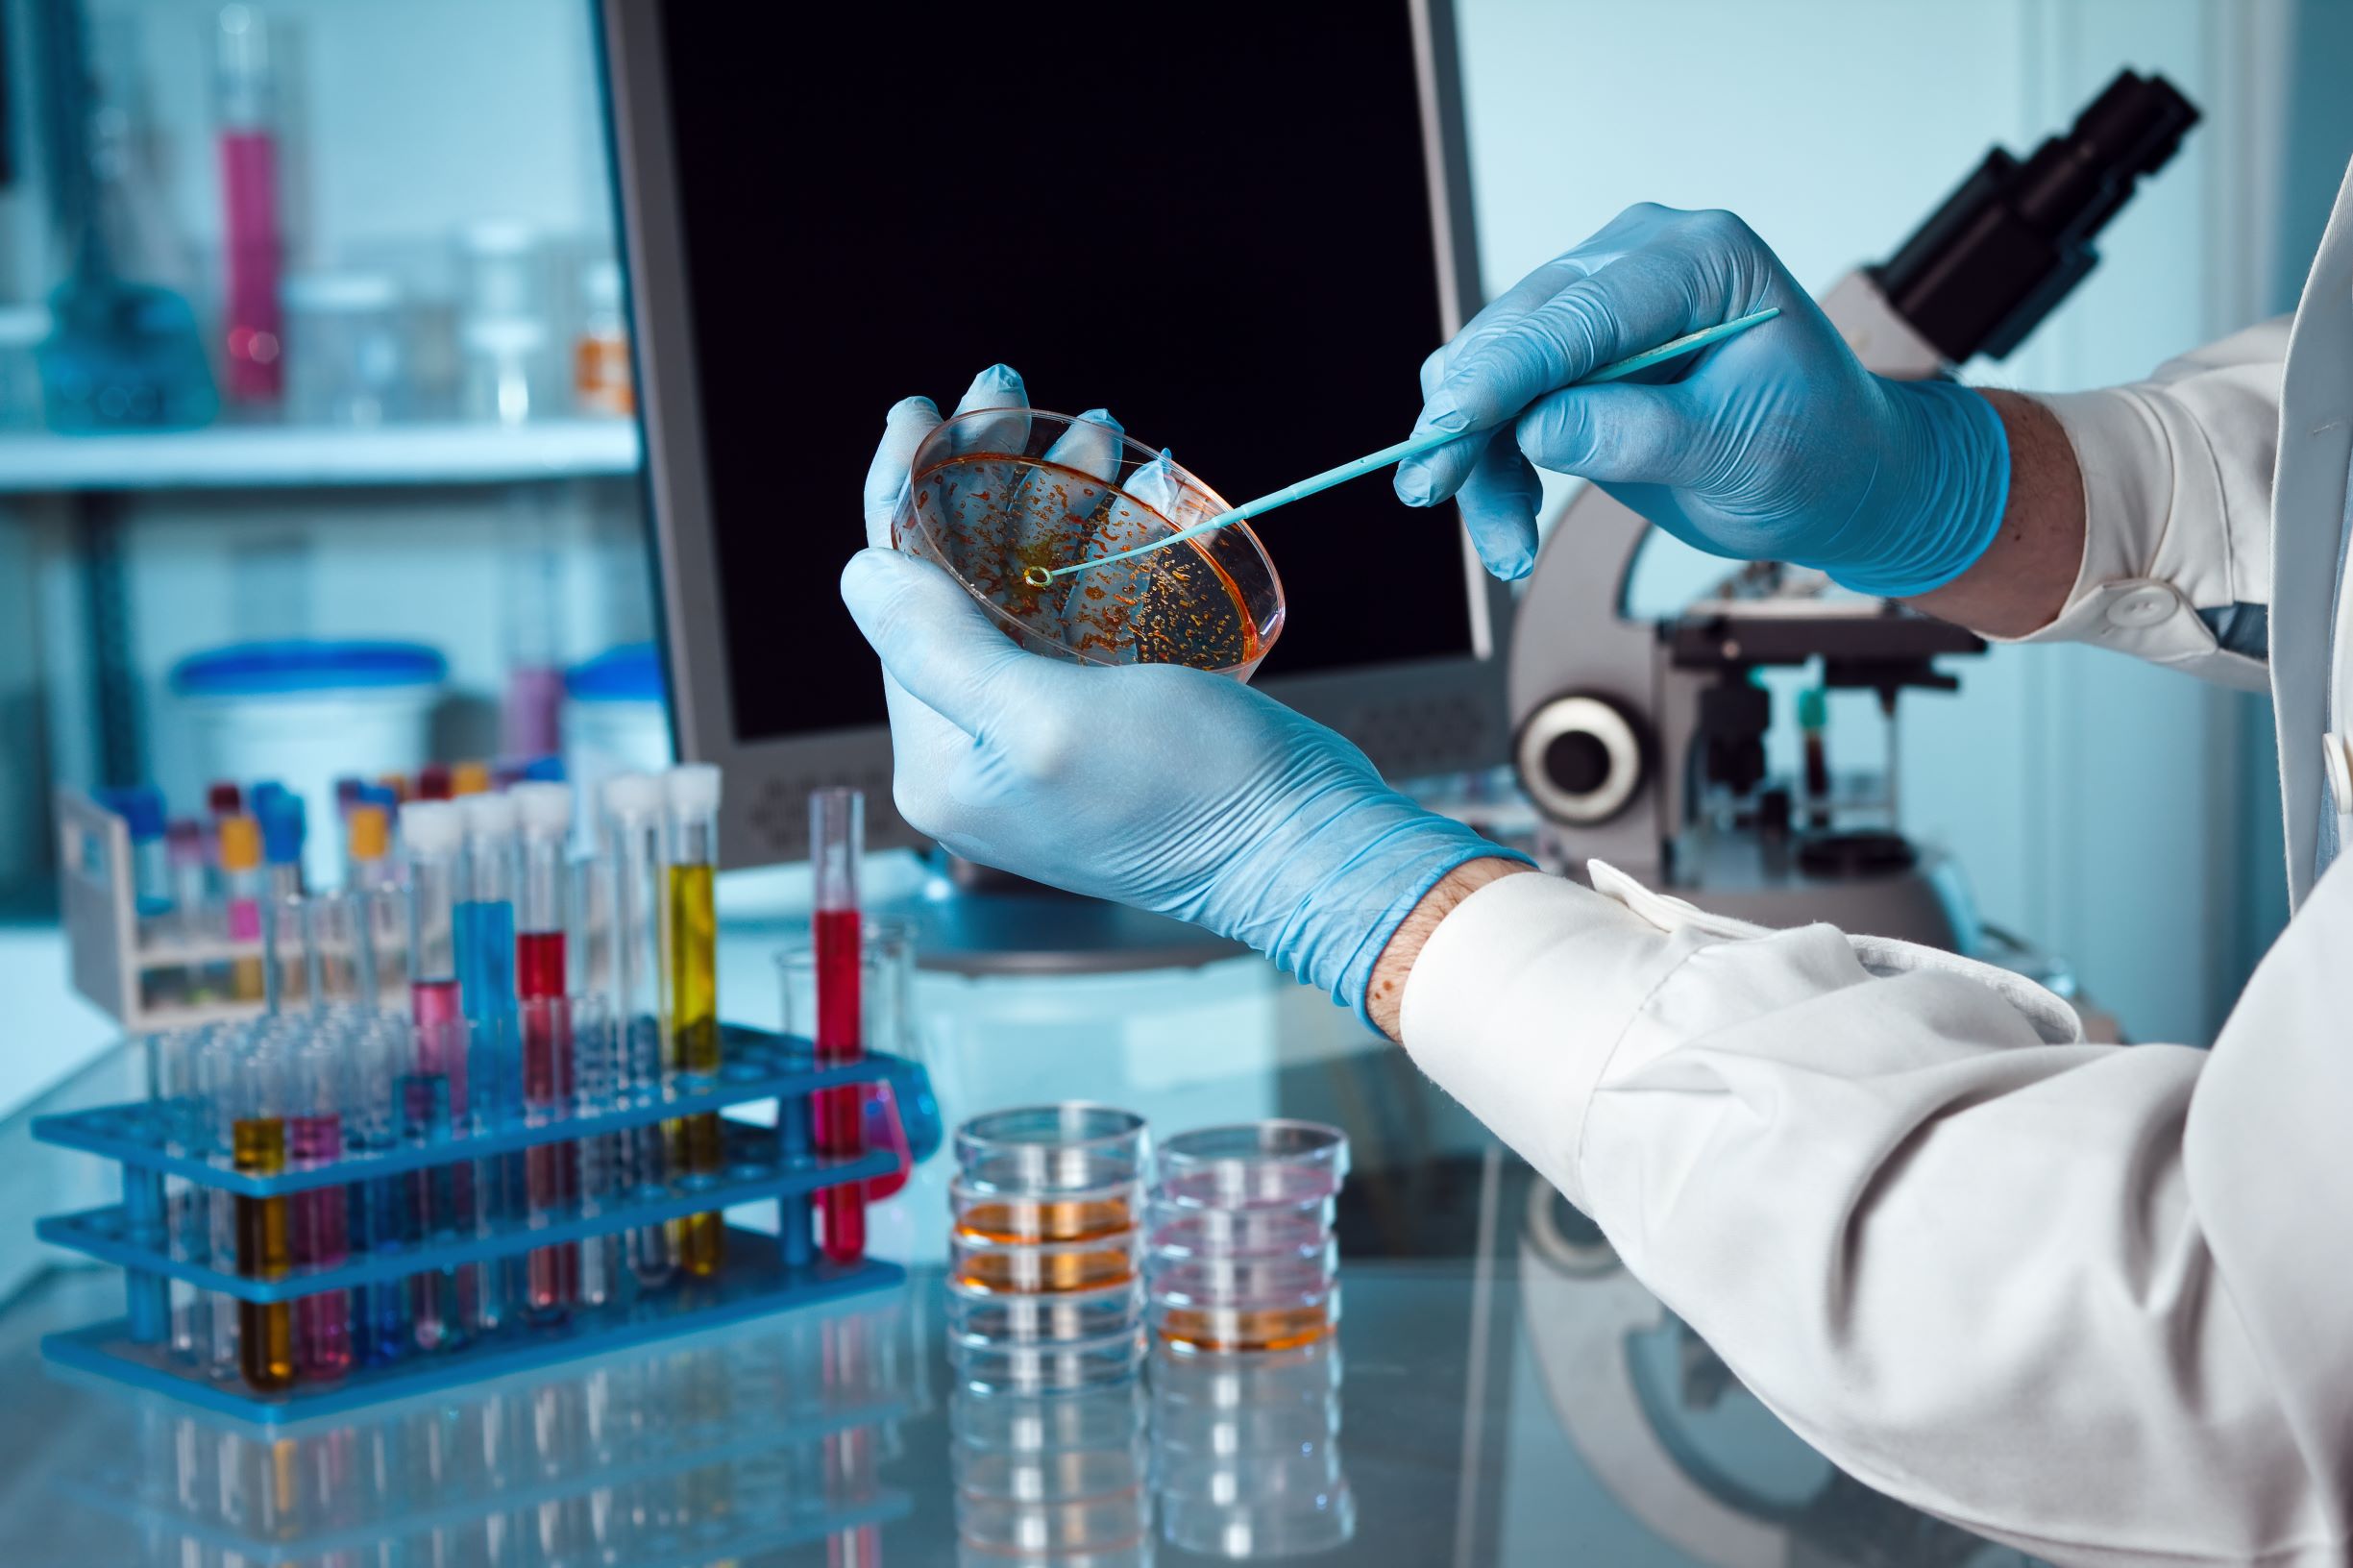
(886, 402, 1285, 681)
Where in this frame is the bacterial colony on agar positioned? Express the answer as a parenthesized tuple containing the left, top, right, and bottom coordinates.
(899, 451, 1263, 673)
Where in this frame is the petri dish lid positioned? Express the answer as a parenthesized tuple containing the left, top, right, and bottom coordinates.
(955, 1103, 1149, 1191)
(1153, 1120, 1349, 1209)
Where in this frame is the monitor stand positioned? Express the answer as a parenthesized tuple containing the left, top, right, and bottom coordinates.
(872, 852, 1249, 977)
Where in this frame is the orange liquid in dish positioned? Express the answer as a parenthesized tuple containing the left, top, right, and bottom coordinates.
(1155, 1301, 1336, 1355)
(954, 1243, 1137, 1294)
(956, 1194, 1136, 1245)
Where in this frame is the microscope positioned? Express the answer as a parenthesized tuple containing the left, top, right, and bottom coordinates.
(1507, 70, 2197, 961)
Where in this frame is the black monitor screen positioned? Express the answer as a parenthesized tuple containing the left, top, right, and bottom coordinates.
(653, 1, 1474, 745)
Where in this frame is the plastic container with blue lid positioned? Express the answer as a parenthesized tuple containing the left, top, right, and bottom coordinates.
(171, 640, 445, 891)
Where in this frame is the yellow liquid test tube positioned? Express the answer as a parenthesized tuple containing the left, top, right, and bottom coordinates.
(233, 1115, 296, 1391)
(665, 766, 724, 1277)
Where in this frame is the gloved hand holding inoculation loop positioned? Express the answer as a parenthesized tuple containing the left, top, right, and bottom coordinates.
(849, 365, 1523, 1021)
(1394, 204, 2011, 597)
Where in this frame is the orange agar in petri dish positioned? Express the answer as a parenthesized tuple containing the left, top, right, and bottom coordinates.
(892, 410, 1284, 680)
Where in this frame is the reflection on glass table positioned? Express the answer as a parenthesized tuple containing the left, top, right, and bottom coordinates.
(0, 964, 2051, 1565)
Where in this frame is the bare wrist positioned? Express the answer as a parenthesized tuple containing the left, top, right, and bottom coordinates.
(1365, 858, 1534, 1040)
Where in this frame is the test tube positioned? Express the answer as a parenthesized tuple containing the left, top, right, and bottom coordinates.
(458, 791, 522, 1331)
(513, 781, 577, 1320)
(233, 1041, 297, 1392)
(812, 788, 866, 1264)
(219, 816, 267, 1003)
(665, 765, 723, 1277)
(347, 803, 409, 1009)
(262, 892, 310, 1012)
(353, 1015, 415, 1363)
(198, 1029, 243, 1378)
(401, 800, 466, 1349)
(166, 818, 210, 941)
(289, 1036, 353, 1382)
(152, 1027, 209, 1360)
(569, 992, 623, 1309)
(603, 772, 674, 1290)
(117, 786, 171, 921)
(259, 788, 306, 898)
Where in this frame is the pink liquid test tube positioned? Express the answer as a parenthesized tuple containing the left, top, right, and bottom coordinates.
(216, 6, 282, 404)
(811, 789, 866, 1264)
(402, 800, 468, 1350)
(512, 782, 577, 1319)
(289, 1039, 351, 1382)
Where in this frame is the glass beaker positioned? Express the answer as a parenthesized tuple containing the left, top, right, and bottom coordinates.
(775, 915, 915, 1058)
(891, 407, 1285, 679)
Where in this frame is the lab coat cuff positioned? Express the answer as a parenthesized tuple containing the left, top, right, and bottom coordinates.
(1395, 871, 1688, 1211)
(1999, 390, 2266, 687)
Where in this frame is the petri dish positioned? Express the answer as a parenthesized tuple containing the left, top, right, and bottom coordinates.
(947, 1277, 1143, 1344)
(1149, 1282, 1341, 1356)
(892, 408, 1285, 680)
(950, 1326, 1147, 1394)
(955, 1104, 1149, 1193)
(1153, 1121, 1349, 1209)
(954, 1178, 1142, 1244)
(1147, 1241, 1337, 1305)
(953, 1230, 1143, 1295)
(1146, 1194, 1334, 1260)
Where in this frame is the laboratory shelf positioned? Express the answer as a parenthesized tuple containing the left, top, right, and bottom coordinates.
(44, 1227, 905, 1423)
(31, 1027, 912, 1196)
(38, 1126, 897, 1302)
(0, 417, 641, 492)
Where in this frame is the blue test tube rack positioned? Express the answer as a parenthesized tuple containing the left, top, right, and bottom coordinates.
(31, 1023, 942, 1422)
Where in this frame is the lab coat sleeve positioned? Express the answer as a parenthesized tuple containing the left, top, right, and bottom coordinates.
(2003, 318, 2289, 689)
(1400, 861, 2353, 1567)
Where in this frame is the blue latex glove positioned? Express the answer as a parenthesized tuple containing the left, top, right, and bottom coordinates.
(1394, 204, 2010, 597)
(846, 365, 1522, 1020)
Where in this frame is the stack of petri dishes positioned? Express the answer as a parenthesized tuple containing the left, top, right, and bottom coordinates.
(948, 1104, 1150, 1391)
(1145, 1121, 1348, 1355)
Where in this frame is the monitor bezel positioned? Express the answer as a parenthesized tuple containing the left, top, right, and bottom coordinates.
(601, 0, 1512, 867)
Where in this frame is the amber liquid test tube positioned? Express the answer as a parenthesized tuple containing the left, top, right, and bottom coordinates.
(665, 765, 724, 1277)
(233, 1047, 297, 1392)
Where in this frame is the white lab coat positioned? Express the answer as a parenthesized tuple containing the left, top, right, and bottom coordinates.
(1400, 158, 2353, 1568)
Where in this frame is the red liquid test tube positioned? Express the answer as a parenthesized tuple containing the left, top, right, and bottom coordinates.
(811, 789, 866, 1263)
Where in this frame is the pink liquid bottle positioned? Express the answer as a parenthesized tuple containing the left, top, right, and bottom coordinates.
(216, 5, 282, 404)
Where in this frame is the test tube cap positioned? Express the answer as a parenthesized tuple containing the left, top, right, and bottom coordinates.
(451, 760, 492, 796)
(510, 780, 573, 834)
(113, 785, 167, 841)
(165, 817, 207, 863)
(601, 771, 662, 821)
(662, 763, 722, 815)
(258, 790, 306, 865)
(346, 802, 390, 861)
(216, 814, 262, 871)
(400, 798, 463, 855)
(457, 789, 517, 839)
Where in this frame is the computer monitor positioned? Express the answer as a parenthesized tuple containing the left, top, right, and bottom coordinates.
(601, 0, 1507, 869)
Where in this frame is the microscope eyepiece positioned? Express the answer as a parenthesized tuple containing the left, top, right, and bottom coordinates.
(1872, 69, 2199, 364)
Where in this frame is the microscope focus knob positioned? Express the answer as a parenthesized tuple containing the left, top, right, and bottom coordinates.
(1516, 694, 1645, 825)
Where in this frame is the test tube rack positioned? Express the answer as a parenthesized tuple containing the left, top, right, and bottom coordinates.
(32, 1023, 942, 1422)
(58, 787, 267, 1032)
